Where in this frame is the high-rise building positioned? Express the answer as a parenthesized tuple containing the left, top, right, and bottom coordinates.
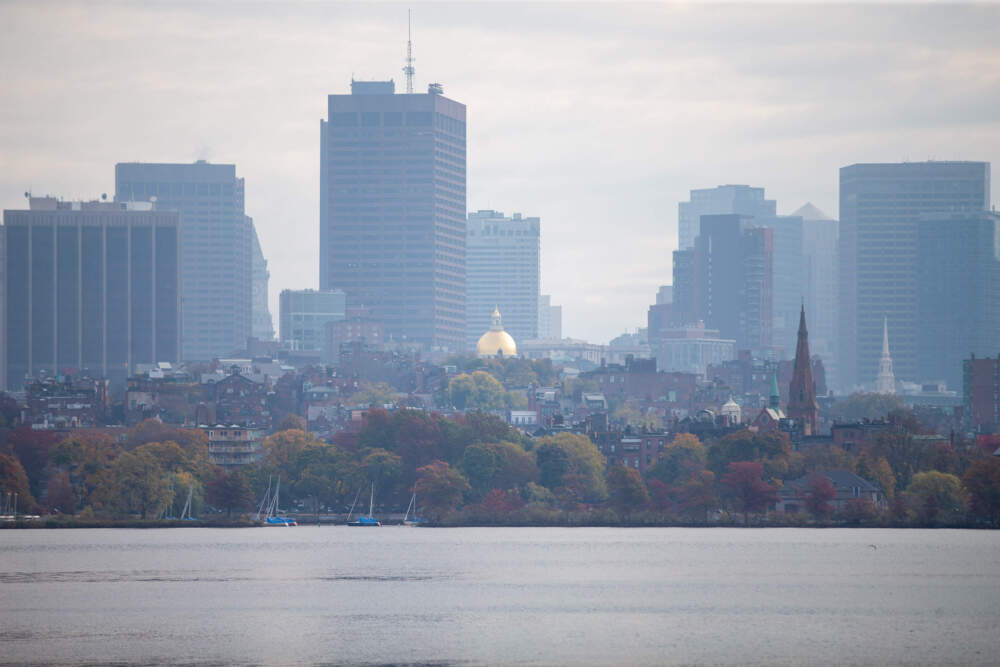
(917, 211, 1000, 390)
(279, 289, 346, 353)
(115, 161, 253, 361)
(537, 294, 562, 340)
(687, 214, 773, 353)
(320, 80, 466, 352)
(787, 305, 819, 435)
(677, 185, 776, 251)
(466, 210, 539, 348)
(964, 354, 1000, 432)
(250, 223, 275, 341)
(758, 214, 804, 357)
(793, 203, 839, 390)
(838, 161, 990, 388)
(3, 197, 181, 390)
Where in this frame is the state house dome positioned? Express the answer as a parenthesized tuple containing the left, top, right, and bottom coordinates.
(476, 307, 517, 358)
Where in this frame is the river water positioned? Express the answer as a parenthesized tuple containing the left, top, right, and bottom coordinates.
(1, 527, 997, 665)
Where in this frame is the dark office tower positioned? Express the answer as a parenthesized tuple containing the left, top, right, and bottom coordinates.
(839, 162, 990, 388)
(671, 249, 696, 327)
(917, 212, 1000, 391)
(115, 161, 253, 361)
(320, 80, 467, 352)
(3, 197, 180, 390)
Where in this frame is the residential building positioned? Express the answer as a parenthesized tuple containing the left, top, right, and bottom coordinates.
(677, 184, 776, 251)
(325, 307, 385, 363)
(204, 425, 265, 467)
(251, 223, 275, 341)
(279, 289, 346, 354)
(655, 322, 735, 376)
(23, 375, 110, 429)
(775, 470, 887, 514)
(838, 161, 990, 388)
(320, 80, 466, 352)
(537, 294, 562, 340)
(466, 210, 539, 348)
(917, 211, 1000, 391)
(965, 354, 1000, 432)
(115, 161, 253, 361)
(3, 196, 181, 390)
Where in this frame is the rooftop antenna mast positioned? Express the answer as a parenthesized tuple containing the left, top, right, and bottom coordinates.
(403, 9, 415, 94)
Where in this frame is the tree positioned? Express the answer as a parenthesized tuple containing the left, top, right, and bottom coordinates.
(804, 474, 837, 519)
(0, 453, 36, 512)
(447, 371, 506, 411)
(46, 470, 75, 514)
(605, 465, 650, 515)
(206, 469, 254, 518)
(841, 498, 878, 525)
(963, 458, 1000, 527)
(414, 460, 470, 520)
(49, 431, 122, 510)
(349, 382, 397, 408)
(360, 448, 403, 501)
(261, 429, 324, 480)
(905, 470, 968, 525)
(647, 434, 706, 486)
(708, 430, 791, 479)
(276, 414, 307, 432)
(534, 433, 607, 503)
(3, 426, 60, 498)
(677, 469, 719, 522)
(108, 450, 173, 519)
(721, 461, 779, 526)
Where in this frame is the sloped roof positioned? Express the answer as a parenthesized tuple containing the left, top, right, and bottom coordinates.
(790, 202, 833, 221)
(788, 469, 882, 493)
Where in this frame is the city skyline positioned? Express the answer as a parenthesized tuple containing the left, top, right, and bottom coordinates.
(1, 2, 998, 343)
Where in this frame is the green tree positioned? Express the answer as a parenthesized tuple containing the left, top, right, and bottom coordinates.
(276, 414, 307, 432)
(414, 460, 470, 520)
(721, 461, 779, 526)
(49, 431, 122, 511)
(360, 448, 403, 501)
(261, 429, 324, 480)
(206, 469, 254, 518)
(708, 430, 791, 480)
(963, 458, 1000, 527)
(108, 450, 174, 519)
(533, 433, 607, 503)
(829, 392, 904, 422)
(349, 382, 398, 408)
(648, 434, 706, 485)
(905, 470, 968, 525)
(448, 371, 507, 411)
(605, 465, 650, 514)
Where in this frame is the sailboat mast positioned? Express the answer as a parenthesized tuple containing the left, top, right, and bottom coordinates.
(368, 482, 375, 518)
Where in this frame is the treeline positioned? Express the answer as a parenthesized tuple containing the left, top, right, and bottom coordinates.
(2, 408, 999, 527)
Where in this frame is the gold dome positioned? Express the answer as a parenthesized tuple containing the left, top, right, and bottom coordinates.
(476, 307, 517, 357)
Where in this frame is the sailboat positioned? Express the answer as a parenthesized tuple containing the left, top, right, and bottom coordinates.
(179, 483, 198, 521)
(256, 477, 297, 526)
(347, 482, 380, 526)
(402, 492, 421, 526)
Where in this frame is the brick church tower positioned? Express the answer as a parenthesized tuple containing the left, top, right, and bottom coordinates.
(788, 304, 819, 435)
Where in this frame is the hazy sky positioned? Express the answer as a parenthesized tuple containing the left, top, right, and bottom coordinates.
(1, 1, 998, 344)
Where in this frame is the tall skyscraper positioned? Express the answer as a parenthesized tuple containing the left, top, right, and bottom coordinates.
(917, 211, 1000, 390)
(793, 203, 839, 390)
(758, 214, 804, 357)
(250, 223, 275, 341)
(677, 185, 776, 251)
(3, 197, 180, 390)
(466, 210, 539, 348)
(320, 80, 466, 352)
(686, 214, 774, 354)
(537, 294, 562, 340)
(115, 161, 253, 361)
(279, 289, 346, 354)
(838, 162, 990, 388)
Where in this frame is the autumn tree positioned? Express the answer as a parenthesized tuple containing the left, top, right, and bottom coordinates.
(349, 382, 398, 408)
(3, 426, 60, 498)
(107, 450, 173, 519)
(414, 460, 470, 520)
(0, 453, 36, 512)
(677, 469, 719, 522)
(804, 474, 837, 519)
(721, 461, 779, 526)
(49, 431, 121, 510)
(447, 371, 507, 411)
(647, 433, 706, 485)
(905, 470, 968, 525)
(361, 447, 403, 502)
(963, 458, 1000, 527)
(46, 470, 75, 514)
(275, 414, 307, 432)
(206, 469, 254, 518)
(708, 430, 791, 479)
(605, 465, 650, 515)
(461, 441, 538, 497)
(534, 433, 607, 503)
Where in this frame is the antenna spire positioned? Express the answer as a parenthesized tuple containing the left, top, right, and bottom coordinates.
(403, 9, 415, 94)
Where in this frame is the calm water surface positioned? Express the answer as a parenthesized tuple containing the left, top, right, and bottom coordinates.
(1, 527, 998, 665)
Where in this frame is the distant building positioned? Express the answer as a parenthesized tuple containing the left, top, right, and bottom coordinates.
(677, 184, 776, 251)
(3, 196, 181, 390)
(476, 308, 517, 358)
(757, 214, 804, 357)
(655, 322, 735, 376)
(116, 161, 254, 361)
(279, 289, 346, 354)
(537, 294, 562, 340)
(776, 470, 887, 514)
(838, 161, 990, 388)
(320, 80, 467, 352)
(875, 317, 896, 395)
(466, 210, 539, 349)
(250, 224, 275, 341)
(794, 204, 839, 390)
(965, 355, 1000, 432)
(325, 307, 384, 363)
(204, 425, 265, 467)
(24, 375, 110, 429)
(917, 211, 1000, 391)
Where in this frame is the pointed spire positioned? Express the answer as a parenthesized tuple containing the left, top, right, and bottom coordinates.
(798, 301, 808, 336)
(876, 315, 896, 394)
(769, 371, 780, 410)
(788, 302, 818, 435)
(882, 315, 890, 357)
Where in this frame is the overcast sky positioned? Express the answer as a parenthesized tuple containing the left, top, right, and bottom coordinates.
(1, 1, 998, 344)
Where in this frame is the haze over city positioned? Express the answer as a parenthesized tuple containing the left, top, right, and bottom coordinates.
(3, 1, 998, 343)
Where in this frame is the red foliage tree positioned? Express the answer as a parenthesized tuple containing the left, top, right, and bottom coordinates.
(721, 461, 779, 526)
(804, 473, 837, 519)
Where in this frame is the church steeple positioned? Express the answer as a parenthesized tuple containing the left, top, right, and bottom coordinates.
(876, 315, 896, 394)
(787, 302, 819, 435)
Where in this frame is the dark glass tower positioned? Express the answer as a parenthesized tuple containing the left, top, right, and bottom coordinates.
(320, 80, 466, 352)
(3, 197, 180, 390)
(839, 162, 990, 387)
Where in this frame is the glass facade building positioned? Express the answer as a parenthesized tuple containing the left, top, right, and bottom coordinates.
(279, 289, 346, 353)
(3, 197, 180, 390)
(115, 161, 253, 361)
(320, 80, 466, 352)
